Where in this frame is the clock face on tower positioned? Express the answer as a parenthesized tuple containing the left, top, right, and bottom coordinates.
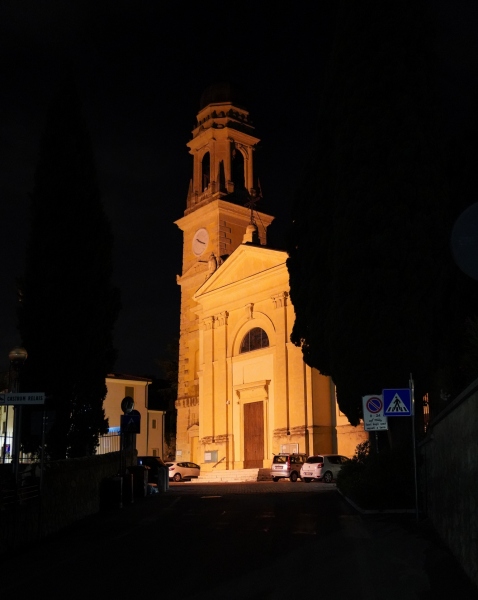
(192, 227, 209, 256)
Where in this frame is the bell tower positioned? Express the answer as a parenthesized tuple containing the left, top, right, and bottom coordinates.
(174, 84, 274, 463)
(186, 82, 259, 212)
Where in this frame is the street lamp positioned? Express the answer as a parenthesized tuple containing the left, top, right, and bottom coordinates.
(9, 346, 28, 481)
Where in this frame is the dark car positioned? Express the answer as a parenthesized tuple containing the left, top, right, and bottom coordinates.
(137, 456, 168, 484)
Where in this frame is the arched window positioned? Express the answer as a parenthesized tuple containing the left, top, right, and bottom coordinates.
(240, 327, 269, 353)
(231, 145, 245, 192)
(201, 151, 210, 191)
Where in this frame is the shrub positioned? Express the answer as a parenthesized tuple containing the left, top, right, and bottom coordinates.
(337, 440, 415, 510)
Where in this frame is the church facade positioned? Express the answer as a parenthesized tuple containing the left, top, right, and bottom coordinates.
(174, 85, 366, 473)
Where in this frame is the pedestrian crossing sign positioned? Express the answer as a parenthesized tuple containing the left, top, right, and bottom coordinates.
(383, 388, 412, 416)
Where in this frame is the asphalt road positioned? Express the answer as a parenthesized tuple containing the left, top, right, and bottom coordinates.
(2, 481, 477, 599)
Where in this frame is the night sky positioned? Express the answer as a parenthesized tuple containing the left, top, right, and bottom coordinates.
(1, 1, 477, 378)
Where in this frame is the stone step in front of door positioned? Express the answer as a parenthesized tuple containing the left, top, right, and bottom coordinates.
(190, 468, 271, 483)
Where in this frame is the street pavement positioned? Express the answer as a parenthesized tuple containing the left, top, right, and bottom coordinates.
(166, 481, 477, 600)
(1, 480, 477, 599)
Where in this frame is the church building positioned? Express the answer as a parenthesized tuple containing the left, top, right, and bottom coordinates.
(174, 84, 366, 476)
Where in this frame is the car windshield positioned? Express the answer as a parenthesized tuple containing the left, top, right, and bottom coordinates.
(273, 456, 288, 464)
(306, 456, 323, 463)
(165, 463, 174, 467)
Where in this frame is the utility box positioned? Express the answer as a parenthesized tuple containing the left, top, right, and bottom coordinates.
(128, 465, 148, 498)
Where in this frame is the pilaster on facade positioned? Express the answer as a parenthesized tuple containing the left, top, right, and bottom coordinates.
(202, 316, 215, 331)
(271, 291, 288, 309)
(214, 311, 228, 327)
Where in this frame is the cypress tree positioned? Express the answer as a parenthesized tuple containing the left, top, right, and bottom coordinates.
(18, 79, 121, 458)
(287, 2, 477, 430)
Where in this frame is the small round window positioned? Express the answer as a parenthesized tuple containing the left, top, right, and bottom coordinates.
(240, 327, 269, 353)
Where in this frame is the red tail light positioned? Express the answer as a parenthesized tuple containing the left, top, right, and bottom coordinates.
(317, 462, 324, 467)
(287, 457, 291, 469)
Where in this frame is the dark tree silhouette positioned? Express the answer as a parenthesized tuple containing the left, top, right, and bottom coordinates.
(17, 78, 121, 458)
(287, 2, 478, 432)
(153, 337, 178, 452)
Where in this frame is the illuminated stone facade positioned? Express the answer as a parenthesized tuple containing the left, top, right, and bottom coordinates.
(174, 86, 366, 472)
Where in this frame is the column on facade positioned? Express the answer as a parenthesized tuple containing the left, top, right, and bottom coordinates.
(198, 315, 215, 462)
(212, 311, 230, 468)
(271, 292, 290, 451)
(304, 360, 314, 457)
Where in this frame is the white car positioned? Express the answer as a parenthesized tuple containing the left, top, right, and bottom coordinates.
(165, 461, 200, 482)
(300, 454, 349, 483)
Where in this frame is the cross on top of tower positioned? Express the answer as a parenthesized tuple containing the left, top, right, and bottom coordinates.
(244, 183, 263, 225)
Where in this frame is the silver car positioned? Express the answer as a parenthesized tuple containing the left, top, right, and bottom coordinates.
(270, 453, 307, 482)
(166, 461, 200, 482)
(300, 454, 349, 483)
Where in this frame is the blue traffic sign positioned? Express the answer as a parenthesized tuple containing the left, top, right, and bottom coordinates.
(383, 388, 412, 416)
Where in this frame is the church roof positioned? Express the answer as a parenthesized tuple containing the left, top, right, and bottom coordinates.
(194, 243, 288, 301)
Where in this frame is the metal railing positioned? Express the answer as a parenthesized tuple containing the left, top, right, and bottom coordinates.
(212, 456, 225, 469)
(1, 435, 13, 464)
(1, 481, 41, 508)
(97, 433, 121, 455)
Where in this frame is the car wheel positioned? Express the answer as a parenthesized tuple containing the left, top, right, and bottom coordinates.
(173, 473, 182, 482)
(290, 471, 298, 482)
(322, 471, 333, 483)
(304, 477, 311, 483)
(272, 477, 279, 482)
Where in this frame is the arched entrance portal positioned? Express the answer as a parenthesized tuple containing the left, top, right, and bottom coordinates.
(233, 325, 273, 470)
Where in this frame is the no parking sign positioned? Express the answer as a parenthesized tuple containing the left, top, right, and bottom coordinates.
(362, 395, 388, 431)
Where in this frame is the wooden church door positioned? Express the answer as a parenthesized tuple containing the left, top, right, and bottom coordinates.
(243, 401, 264, 468)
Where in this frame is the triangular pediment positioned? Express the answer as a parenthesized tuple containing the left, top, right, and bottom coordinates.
(194, 243, 287, 300)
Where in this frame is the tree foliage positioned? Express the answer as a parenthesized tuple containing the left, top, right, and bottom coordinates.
(287, 2, 478, 428)
(17, 79, 121, 459)
(153, 337, 179, 450)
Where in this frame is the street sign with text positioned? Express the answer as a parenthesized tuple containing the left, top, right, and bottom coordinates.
(0, 393, 45, 405)
(362, 395, 388, 431)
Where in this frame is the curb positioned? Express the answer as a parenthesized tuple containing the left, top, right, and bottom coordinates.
(337, 487, 418, 516)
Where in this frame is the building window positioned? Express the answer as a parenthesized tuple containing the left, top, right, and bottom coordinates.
(152, 419, 157, 429)
(240, 327, 269, 353)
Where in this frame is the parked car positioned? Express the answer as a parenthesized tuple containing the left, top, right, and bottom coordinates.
(270, 453, 308, 482)
(300, 454, 349, 483)
(137, 456, 168, 484)
(165, 461, 200, 482)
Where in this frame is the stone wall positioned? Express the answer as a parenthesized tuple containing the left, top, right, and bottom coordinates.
(0, 450, 135, 554)
(419, 379, 478, 590)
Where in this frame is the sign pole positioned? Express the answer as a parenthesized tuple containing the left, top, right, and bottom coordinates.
(2, 404, 8, 464)
(410, 373, 419, 522)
